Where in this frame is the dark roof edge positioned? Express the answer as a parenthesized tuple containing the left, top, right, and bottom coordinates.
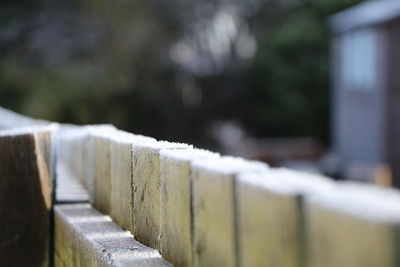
(329, 0, 400, 33)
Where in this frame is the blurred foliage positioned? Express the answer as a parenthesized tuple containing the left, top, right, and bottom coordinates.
(241, 0, 363, 141)
(0, 0, 362, 148)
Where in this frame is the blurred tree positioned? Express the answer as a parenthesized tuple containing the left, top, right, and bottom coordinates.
(0, 0, 364, 148)
(241, 0, 363, 142)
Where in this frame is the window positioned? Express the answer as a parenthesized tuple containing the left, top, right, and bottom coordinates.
(341, 27, 378, 91)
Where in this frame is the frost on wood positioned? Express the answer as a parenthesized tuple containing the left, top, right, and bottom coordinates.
(160, 148, 219, 267)
(191, 156, 267, 267)
(109, 130, 156, 232)
(237, 169, 334, 267)
(307, 182, 400, 267)
(54, 204, 172, 267)
(132, 141, 191, 249)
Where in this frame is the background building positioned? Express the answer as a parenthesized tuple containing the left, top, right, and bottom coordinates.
(331, 0, 400, 186)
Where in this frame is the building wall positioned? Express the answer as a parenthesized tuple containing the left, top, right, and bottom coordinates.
(332, 25, 388, 164)
(386, 18, 400, 186)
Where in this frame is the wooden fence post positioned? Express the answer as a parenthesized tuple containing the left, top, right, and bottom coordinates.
(0, 126, 55, 267)
(191, 157, 267, 267)
(159, 148, 219, 267)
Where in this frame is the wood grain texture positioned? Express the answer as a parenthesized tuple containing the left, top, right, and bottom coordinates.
(92, 133, 112, 214)
(132, 142, 189, 249)
(191, 157, 267, 267)
(159, 149, 219, 267)
(306, 183, 400, 267)
(307, 205, 398, 267)
(0, 127, 53, 267)
(110, 139, 134, 231)
(237, 176, 304, 267)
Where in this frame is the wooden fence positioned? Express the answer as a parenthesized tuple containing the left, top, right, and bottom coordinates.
(1, 106, 400, 267)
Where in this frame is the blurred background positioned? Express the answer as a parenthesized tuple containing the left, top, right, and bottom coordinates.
(5, 0, 389, 183)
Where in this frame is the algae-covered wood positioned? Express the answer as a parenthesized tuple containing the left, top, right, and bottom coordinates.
(160, 148, 219, 267)
(192, 157, 267, 267)
(132, 141, 190, 249)
(109, 131, 155, 232)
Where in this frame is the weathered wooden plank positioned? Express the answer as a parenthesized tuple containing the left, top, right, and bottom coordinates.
(0, 126, 55, 267)
(307, 182, 400, 267)
(54, 252, 67, 267)
(55, 125, 85, 183)
(54, 203, 173, 267)
(89, 127, 116, 214)
(159, 148, 219, 267)
(191, 157, 267, 267)
(132, 141, 191, 249)
(54, 204, 75, 266)
(56, 161, 90, 203)
(109, 130, 156, 232)
(58, 125, 115, 203)
(237, 169, 334, 267)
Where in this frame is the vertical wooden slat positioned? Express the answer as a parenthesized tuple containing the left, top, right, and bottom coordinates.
(237, 169, 334, 267)
(132, 141, 190, 249)
(159, 148, 219, 267)
(90, 128, 115, 214)
(307, 183, 400, 267)
(191, 157, 267, 267)
(109, 131, 155, 232)
(0, 126, 54, 267)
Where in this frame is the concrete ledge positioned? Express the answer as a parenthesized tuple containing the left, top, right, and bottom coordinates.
(54, 203, 172, 267)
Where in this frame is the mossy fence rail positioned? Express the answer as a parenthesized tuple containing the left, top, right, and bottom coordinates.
(1, 106, 400, 267)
